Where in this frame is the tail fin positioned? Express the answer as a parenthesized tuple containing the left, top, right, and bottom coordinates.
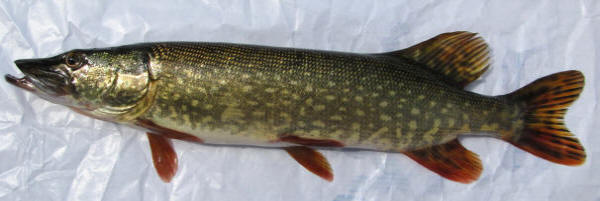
(503, 70, 585, 165)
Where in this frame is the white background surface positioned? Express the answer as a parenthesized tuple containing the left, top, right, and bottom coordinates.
(0, 0, 599, 200)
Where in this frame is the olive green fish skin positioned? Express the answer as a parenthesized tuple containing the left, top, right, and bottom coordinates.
(134, 42, 522, 151)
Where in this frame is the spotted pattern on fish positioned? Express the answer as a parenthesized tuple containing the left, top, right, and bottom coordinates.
(140, 42, 519, 150)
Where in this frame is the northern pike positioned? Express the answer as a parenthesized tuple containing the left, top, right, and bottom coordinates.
(5, 32, 585, 183)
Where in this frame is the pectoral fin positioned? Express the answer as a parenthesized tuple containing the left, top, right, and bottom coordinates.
(147, 133, 178, 183)
(404, 139, 482, 183)
(284, 146, 334, 182)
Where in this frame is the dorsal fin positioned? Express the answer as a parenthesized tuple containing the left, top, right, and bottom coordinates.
(388, 31, 491, 87)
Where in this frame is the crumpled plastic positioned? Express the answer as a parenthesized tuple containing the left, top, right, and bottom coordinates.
(0, 0, 598, 200)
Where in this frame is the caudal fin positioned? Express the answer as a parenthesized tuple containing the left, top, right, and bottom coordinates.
(504, 70, 585, 165)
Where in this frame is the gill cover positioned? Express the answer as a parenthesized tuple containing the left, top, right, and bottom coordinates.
(72, 48, 156, 121)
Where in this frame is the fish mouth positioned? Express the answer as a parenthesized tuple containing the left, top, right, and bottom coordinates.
(6, 58, 71, 96)
(5, 74, 36, 92)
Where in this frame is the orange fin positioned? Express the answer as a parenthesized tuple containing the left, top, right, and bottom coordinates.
(284, 146, 334, 182)
(137, 119, 204, 143)
(388, 31, 491, 87)
(503, 70, 585, 165)
(147, 133, 178, 183)
(278, 135, 344, 147)
(404, 139, 482, 183)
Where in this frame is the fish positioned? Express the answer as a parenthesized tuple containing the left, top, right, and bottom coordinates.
(4, 31, 585, 183)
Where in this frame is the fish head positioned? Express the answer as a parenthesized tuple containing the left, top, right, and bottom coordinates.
(5, 47, 152, 121)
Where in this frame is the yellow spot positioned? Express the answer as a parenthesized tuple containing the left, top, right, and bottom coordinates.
(266, 103, 275, 107)
(281, 89, 290, 95)
(204, 104, 213, 110)
(325, 95, 336, 101)
(191, 100, 199, 107)
(221, 107, 244, 121)
(380, 115, 392, 121)
(173, 93, 181, 100)
(369, 127, 389, 140)
(424, 120, 441, 136)
(418, 95, 425, 100)
(305, 85, 313, 92)
(355, 96, 364, 102)
(356, 109, 365, 116)
(182, 115, 190, 124)
(357, 86, 364, 90)
(330, 115, 343, 121)
(343, 88, 350, 93)
(399, 98, 407, 103)
(429, 101, 437, 108)
(201, 116, 214, 123)
(252, 111, 265, 117)
(305, 98, 313, 105)
(265, 88, 276, 93)
(409, 121, 417, 130)
(441, 108, 448, 114)
(448, 118, 456, 127)
(299, 107, 306, 116)
(312, 120, 325, 127)
(339, 107, 347, 112)
(297, 121, 306, 127)
(342, 97, 349, 102)
(395, 128, 403, 138)
(389, 91, 396, 96)
(292, 94, 300, 100)
(411, 108, 420, 115)
(242, 85, 253, 92)
(481, 123, 499, 131)
(314, 105, 326, 111)
(379, 101, 388, 107)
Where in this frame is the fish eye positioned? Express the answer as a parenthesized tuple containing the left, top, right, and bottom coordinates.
(65, 53, 84, 69)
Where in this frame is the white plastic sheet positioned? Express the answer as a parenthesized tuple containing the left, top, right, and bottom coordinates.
(1, 0, 599, 200)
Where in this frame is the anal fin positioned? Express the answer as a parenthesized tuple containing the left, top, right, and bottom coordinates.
(404, 139, 482, 183)
(147, 133, 178, 183)
(284, 146, 334, 182)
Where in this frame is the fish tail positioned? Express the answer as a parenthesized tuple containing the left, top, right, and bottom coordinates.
(503, 70, 585, 165)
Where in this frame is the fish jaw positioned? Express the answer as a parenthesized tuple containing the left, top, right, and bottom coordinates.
(5, 74, 36, 92)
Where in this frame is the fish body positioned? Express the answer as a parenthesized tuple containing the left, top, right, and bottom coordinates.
(5, 32, 585, 183)
(141, 42, 511, 151)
